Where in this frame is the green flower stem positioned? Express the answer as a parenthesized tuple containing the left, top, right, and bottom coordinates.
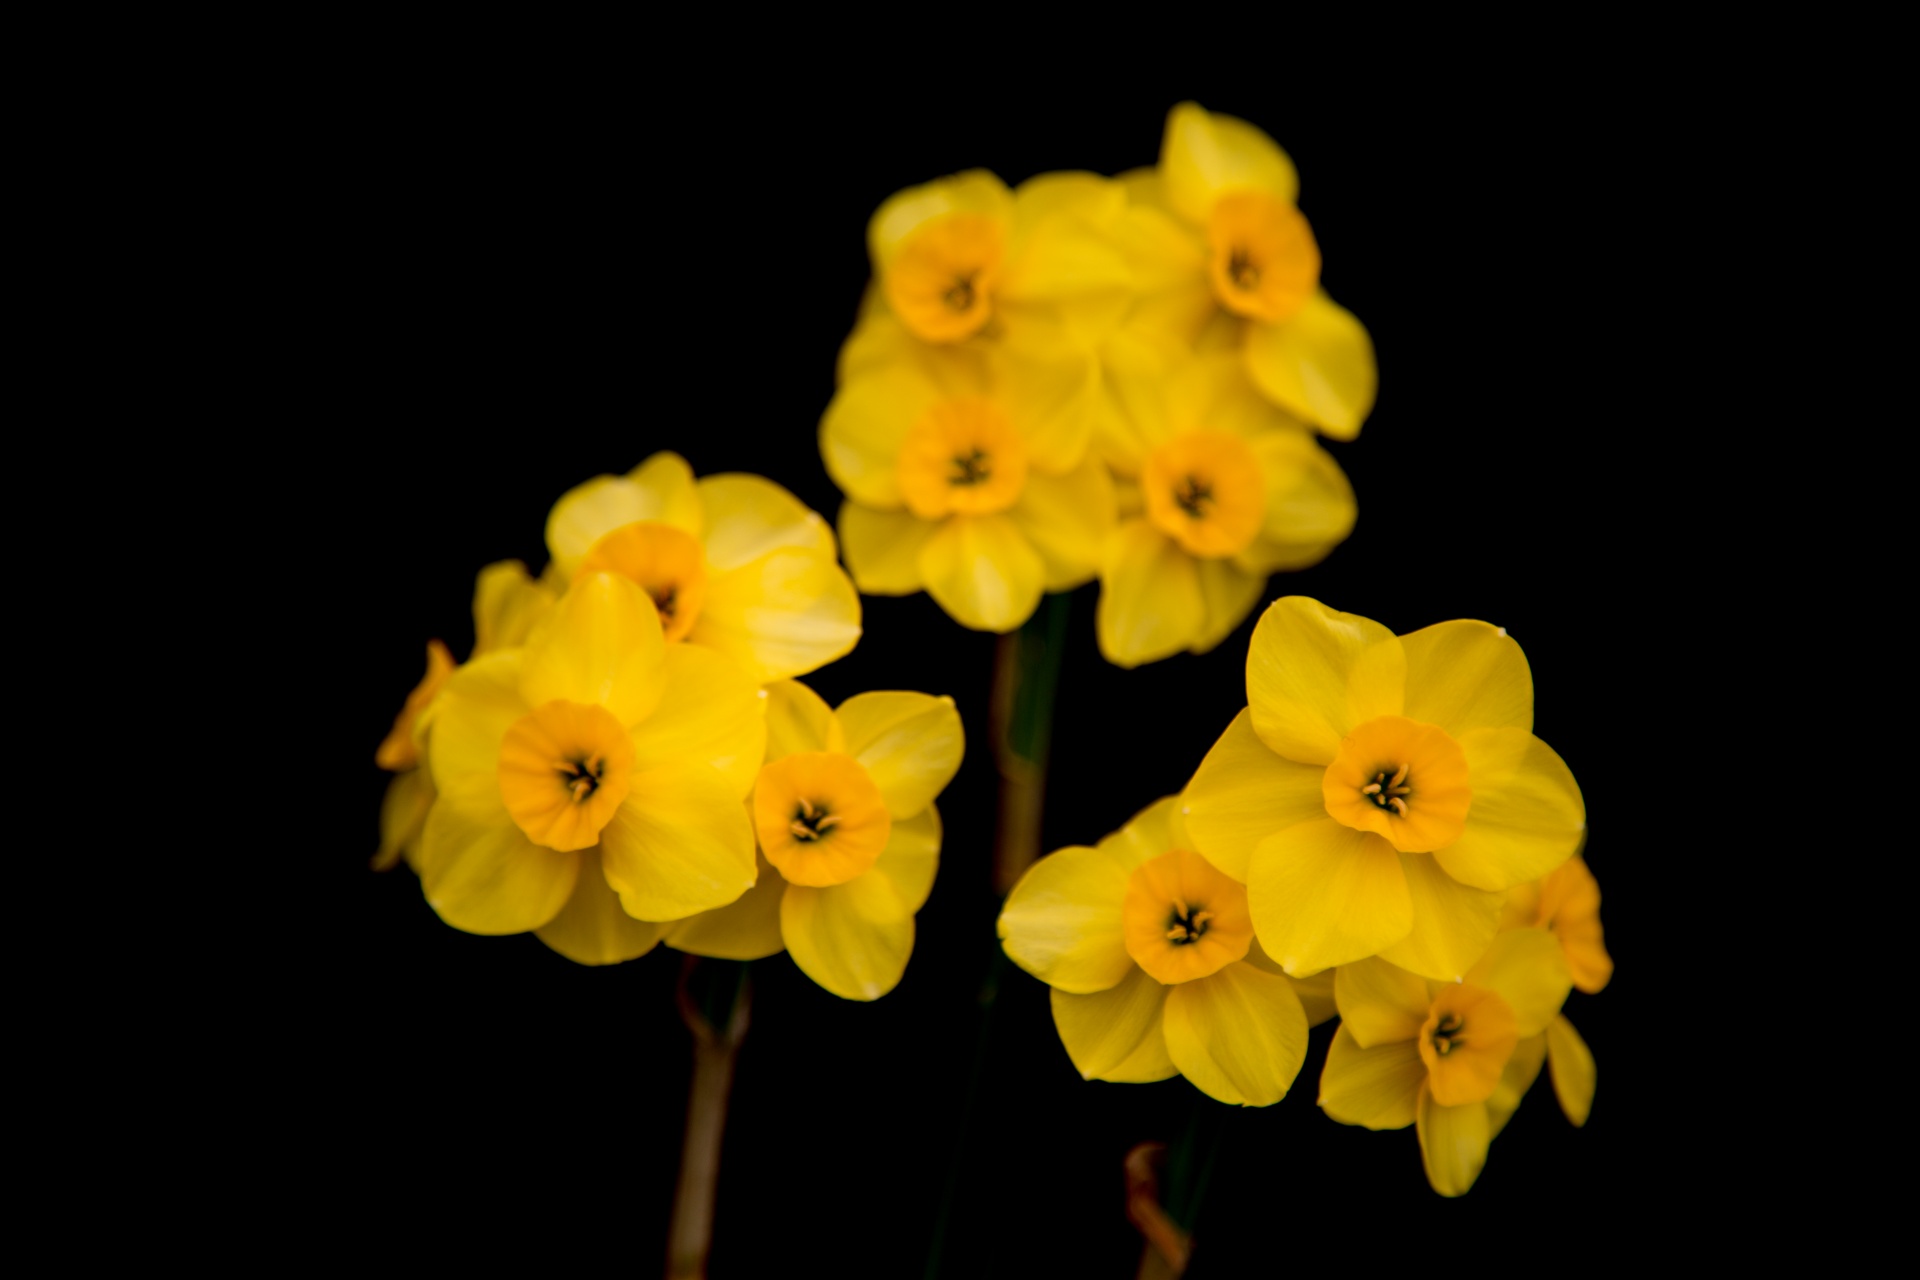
(991, 591, 1071, 895)
(667, 957, 751, 1280)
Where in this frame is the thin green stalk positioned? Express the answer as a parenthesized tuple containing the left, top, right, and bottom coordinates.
(991, 591, 1071, 895)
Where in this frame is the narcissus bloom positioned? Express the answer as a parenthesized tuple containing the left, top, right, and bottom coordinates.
(867, 169, 1131, 354)
(665, 680, 962, 1000)
(420, 571, 765, 965)
(546, 452, 860, 684)
(1119, 102, 1377, 439)
(1094, 353, 1354, 667)
(1183, 597, 1585, 981)
(374, 560, 556, 871)
(1503, 851, 1613, 994)
(999, 798, 1331, 1107)
(1319, 928, 1571, 1195)
(822, 324, 1115, 632)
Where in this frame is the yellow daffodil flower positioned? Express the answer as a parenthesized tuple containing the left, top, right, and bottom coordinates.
(1502, 851, 1613, 994)
(866, 169, 1131, 356)
(373, 561, 556, 871)
(419, 571, 766, 965)
(1118, 102, 1377, 439)
(998, 797, 1335, 1107)
(664, 680, 963, 1001)
(822, 324, 1116, 632)
(1319, 928, 1572, 1196)
(1093, 352, 1355, 667)
(545, 453, 860, 684)
(1182, 597, 1586, 981)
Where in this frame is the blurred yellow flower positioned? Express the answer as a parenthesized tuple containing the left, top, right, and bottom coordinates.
(1318, 928, 1572, 1195)
(420, 572, 765, 965)
(1502, 851, 1613, 994)
(1093, 354, 1355, 667)
(1117, 102, 1377, 439)
(822, 329, 1115, 632)
(666, 680, 962, 1001)
(1183, 597, 1585, 981)
(546, 452, 860, 684)
(998, 798, 1332, 1106)
(373, 561, 556, 871)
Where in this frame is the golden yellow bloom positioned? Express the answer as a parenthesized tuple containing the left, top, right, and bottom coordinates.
(373, 561, 557, 871)
(868, 170, 1131, 353)
(1502, 852, 1613, 994)
(1319, 929, 1572, 1195)
(1095, 355, 1355, 667)
(822, 324, 1115, 632)
(1117, 102, 1377, 439)
(546, 452, 860, 684)
(1182, 597, 1586, 981)
(998, 798, 1334, 1107)
(663, 680, 962, 1001)
(419, 572, 765, 965)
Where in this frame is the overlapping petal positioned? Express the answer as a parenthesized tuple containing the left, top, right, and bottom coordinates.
(1416, 1086, 1491, 1197)
(999, 844, 1133, 994)
(1377, 854, 1504, 982)
(1242, 292, 1376, 440)
(664, 853, 789, 961)
(1162, 961, 1308, 1107)
(1246, 597, 1404, 765)
(918, 513, 1045, 632)
(1049, 965, 1171, 1080)
(1247, 819, 1410, 974)
(838, 503, 934, 595)
(762, 679, 843, 761)
(1466, 928, 1572, 1038)
(871, 805, 942, 914)
(1237, 432, 1357, 574)
(1319, 1026, 1424, 1130)
(519, 572, 666, 729)
(1434, 729, 1585, 892)
(546, 454, 702, 578)
(837, 691, 963, 818)
(1487, 1032, 1548, 1139)
(781, 869, 913, 1001)
(691, 548, 861, 684)
(695, 473, 835, 572)
(1160, 102, 1299, 225)
(626, 644, 767, 798)
(1334, 956, 1434, 1048)
(1008, 465, 1115, 591)
(599, 765, 757, 922)
(535, 849, 667, 966)
(420, 773, 579, 935)
(1190, 558, 1265, 656)
(1399, 620, 1534, 739)
(1096, 518, 1203, 668)
(1182, 708, 1328, 883)
(427, 650, 526, 792)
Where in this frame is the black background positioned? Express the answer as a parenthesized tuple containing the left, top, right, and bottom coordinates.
(302, 68, 1700, 1274)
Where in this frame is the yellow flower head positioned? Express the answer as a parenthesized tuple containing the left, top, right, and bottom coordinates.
(375, 639, 455, 774)
(998, 798, 1336, 1107)
(663, 680, 963, 1002)
(1117, 102, 1377, 439)
(419, 571, 767, 966)
(867, 170, 1131, 353)
(1318, 929, 1574, 1196)
(821, 328, 1116, 633)
(1182, 597, 1586, 982)
(1503, 852, 1613, 995)
(1095, 355, 1356, 667)
(545, 452, 861, 684)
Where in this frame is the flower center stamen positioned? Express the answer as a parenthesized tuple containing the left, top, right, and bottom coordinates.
(1173, 475, 1213, 519)
(1361, 762, 1413, 818)
(557, 754, 605, 804)
(1430, 1011, 1464, 1057)
(949, 448, 992, 487)
(943, 273, 977, 313)
(1228, 247, 1259, 292)
(1164, 898, 1215, 945)
(788, 796, 842, 843)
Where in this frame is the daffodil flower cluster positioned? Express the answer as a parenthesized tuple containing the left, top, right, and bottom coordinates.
(999, 596, 1610, 1195)
(820, 103, 1372, 667)
(374, 453, 962, 999)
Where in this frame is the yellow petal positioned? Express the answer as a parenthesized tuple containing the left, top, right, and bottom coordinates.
(598, 766, 757, 922)
(1399, 620, 1534, 739)
(1487, 1032, 1547, 1139)
(472, 560, 555, 656)
(835, 691, 964, 819)
(519, 572, 666, 728)
(998, 844, 1134, 994)
(1163, 961, 1308, 1107)
(1095, 518, 1203, 669)
(1377, 854, 1505, 982)
(1095, 795, 1193, 874)
(871, 804, 941, 914)
(1160, 101, 1299, 226)
(694, 472, 836, 572)
(1245, 596, 1404, 765)
(819, 362, 946, 509)
(426, 649, 526, 793)
(690, 548, 862, 684)
(1236, 432, 1357, 574)
(1049, 965, 1171, 1080)
(1181, 708, 1328, 883)
(1334, 956, 1433, 1048)
(1319, 1025, 1425, 1130)
(762, 679, 845, 762)
(1433, 729, 1585, 892)
(990, 346, 1100, 475)
(839, 502, 935, 595)
(375, 767, 434, 872)
(1242, 293, 1377, 440)
(545, 454, 702, 578)
(534, 848, 667, 966)
(998, 215, 1133, 341)
(781, 869, 913, 1001)
(1247, 819, 1411, 975)
(420, 773, 579, 935)
(1465, 927, 1572, 1038)
(1416, 1085, 1491, 1197)
(664, 852, 788, 961)
(918, 513, 1045, 632)
(1007, 463, 1115, 592)
(1546, 1014, 1596, 1127)
(626, 643, 767, 798)
(1190, 558, 1264, 656)
(868, 169, 1013, 268)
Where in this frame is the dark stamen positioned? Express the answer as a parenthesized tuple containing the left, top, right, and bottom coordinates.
(950, 448, 992, 487)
